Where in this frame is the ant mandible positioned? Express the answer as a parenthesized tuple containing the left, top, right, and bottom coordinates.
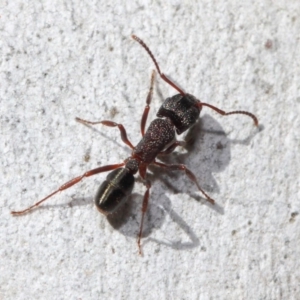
(11, 35, 258, 255)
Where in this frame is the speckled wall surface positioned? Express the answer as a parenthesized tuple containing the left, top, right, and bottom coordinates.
(1, 1, 299, 299)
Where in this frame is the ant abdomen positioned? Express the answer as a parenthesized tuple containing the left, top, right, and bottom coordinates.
(95, 168, 135, 215)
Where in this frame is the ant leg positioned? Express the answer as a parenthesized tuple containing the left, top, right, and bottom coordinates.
(200, 103, 258, 126)
(153, 161, 215, 205)
(159, 141, 186, 156)
(141, 70, 155, 136)
(136, 163, 151, 255)
(137, 179, 151, 255)
(76, 118, 134, 149)
(11, 163, 124, 215)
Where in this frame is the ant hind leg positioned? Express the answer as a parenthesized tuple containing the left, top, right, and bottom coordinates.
(11, 163, 124, 215)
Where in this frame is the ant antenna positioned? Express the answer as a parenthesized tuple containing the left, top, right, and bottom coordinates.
(132, 35, 258, 127)
(199, 103, 258, 126)
(132, 35, 186, 96)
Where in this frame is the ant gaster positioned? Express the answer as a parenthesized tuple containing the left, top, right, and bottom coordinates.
(11, 35, 258, 254)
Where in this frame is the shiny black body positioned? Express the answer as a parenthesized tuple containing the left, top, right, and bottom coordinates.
(95, 168, 135, 215)
(94, 94, 200, 214)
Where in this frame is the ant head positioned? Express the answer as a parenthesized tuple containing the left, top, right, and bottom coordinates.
(157, 93, 201, 135)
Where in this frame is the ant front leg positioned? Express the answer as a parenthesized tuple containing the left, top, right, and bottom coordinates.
(11, 163, 124, 215)
(76, 117, 134, 149)
(140, 70, 155, 136)
(153, 161, 215, 205)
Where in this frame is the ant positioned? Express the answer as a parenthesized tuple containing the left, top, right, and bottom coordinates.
(11, 35, 258, 254)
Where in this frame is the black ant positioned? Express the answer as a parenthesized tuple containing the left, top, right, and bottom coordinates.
(11, 35, 258, 254)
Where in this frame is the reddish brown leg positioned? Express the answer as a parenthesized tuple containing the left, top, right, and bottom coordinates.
(136, 163, 152, 255)
(140, 70, 155, 136)
(76, 117, 134, 149)
(11, 163, 124, 215)
(200, 103, 258, 126)
(159, 141, 186, 155)
(153, 161, 215, 205)
(137, 179, 151, 256)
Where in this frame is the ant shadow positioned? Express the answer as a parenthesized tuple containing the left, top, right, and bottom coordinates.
(105, 113, 260, 251)
(31, 112, 260, 252)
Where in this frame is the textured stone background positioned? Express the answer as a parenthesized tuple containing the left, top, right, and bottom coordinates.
(1, 1, 299, 299)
